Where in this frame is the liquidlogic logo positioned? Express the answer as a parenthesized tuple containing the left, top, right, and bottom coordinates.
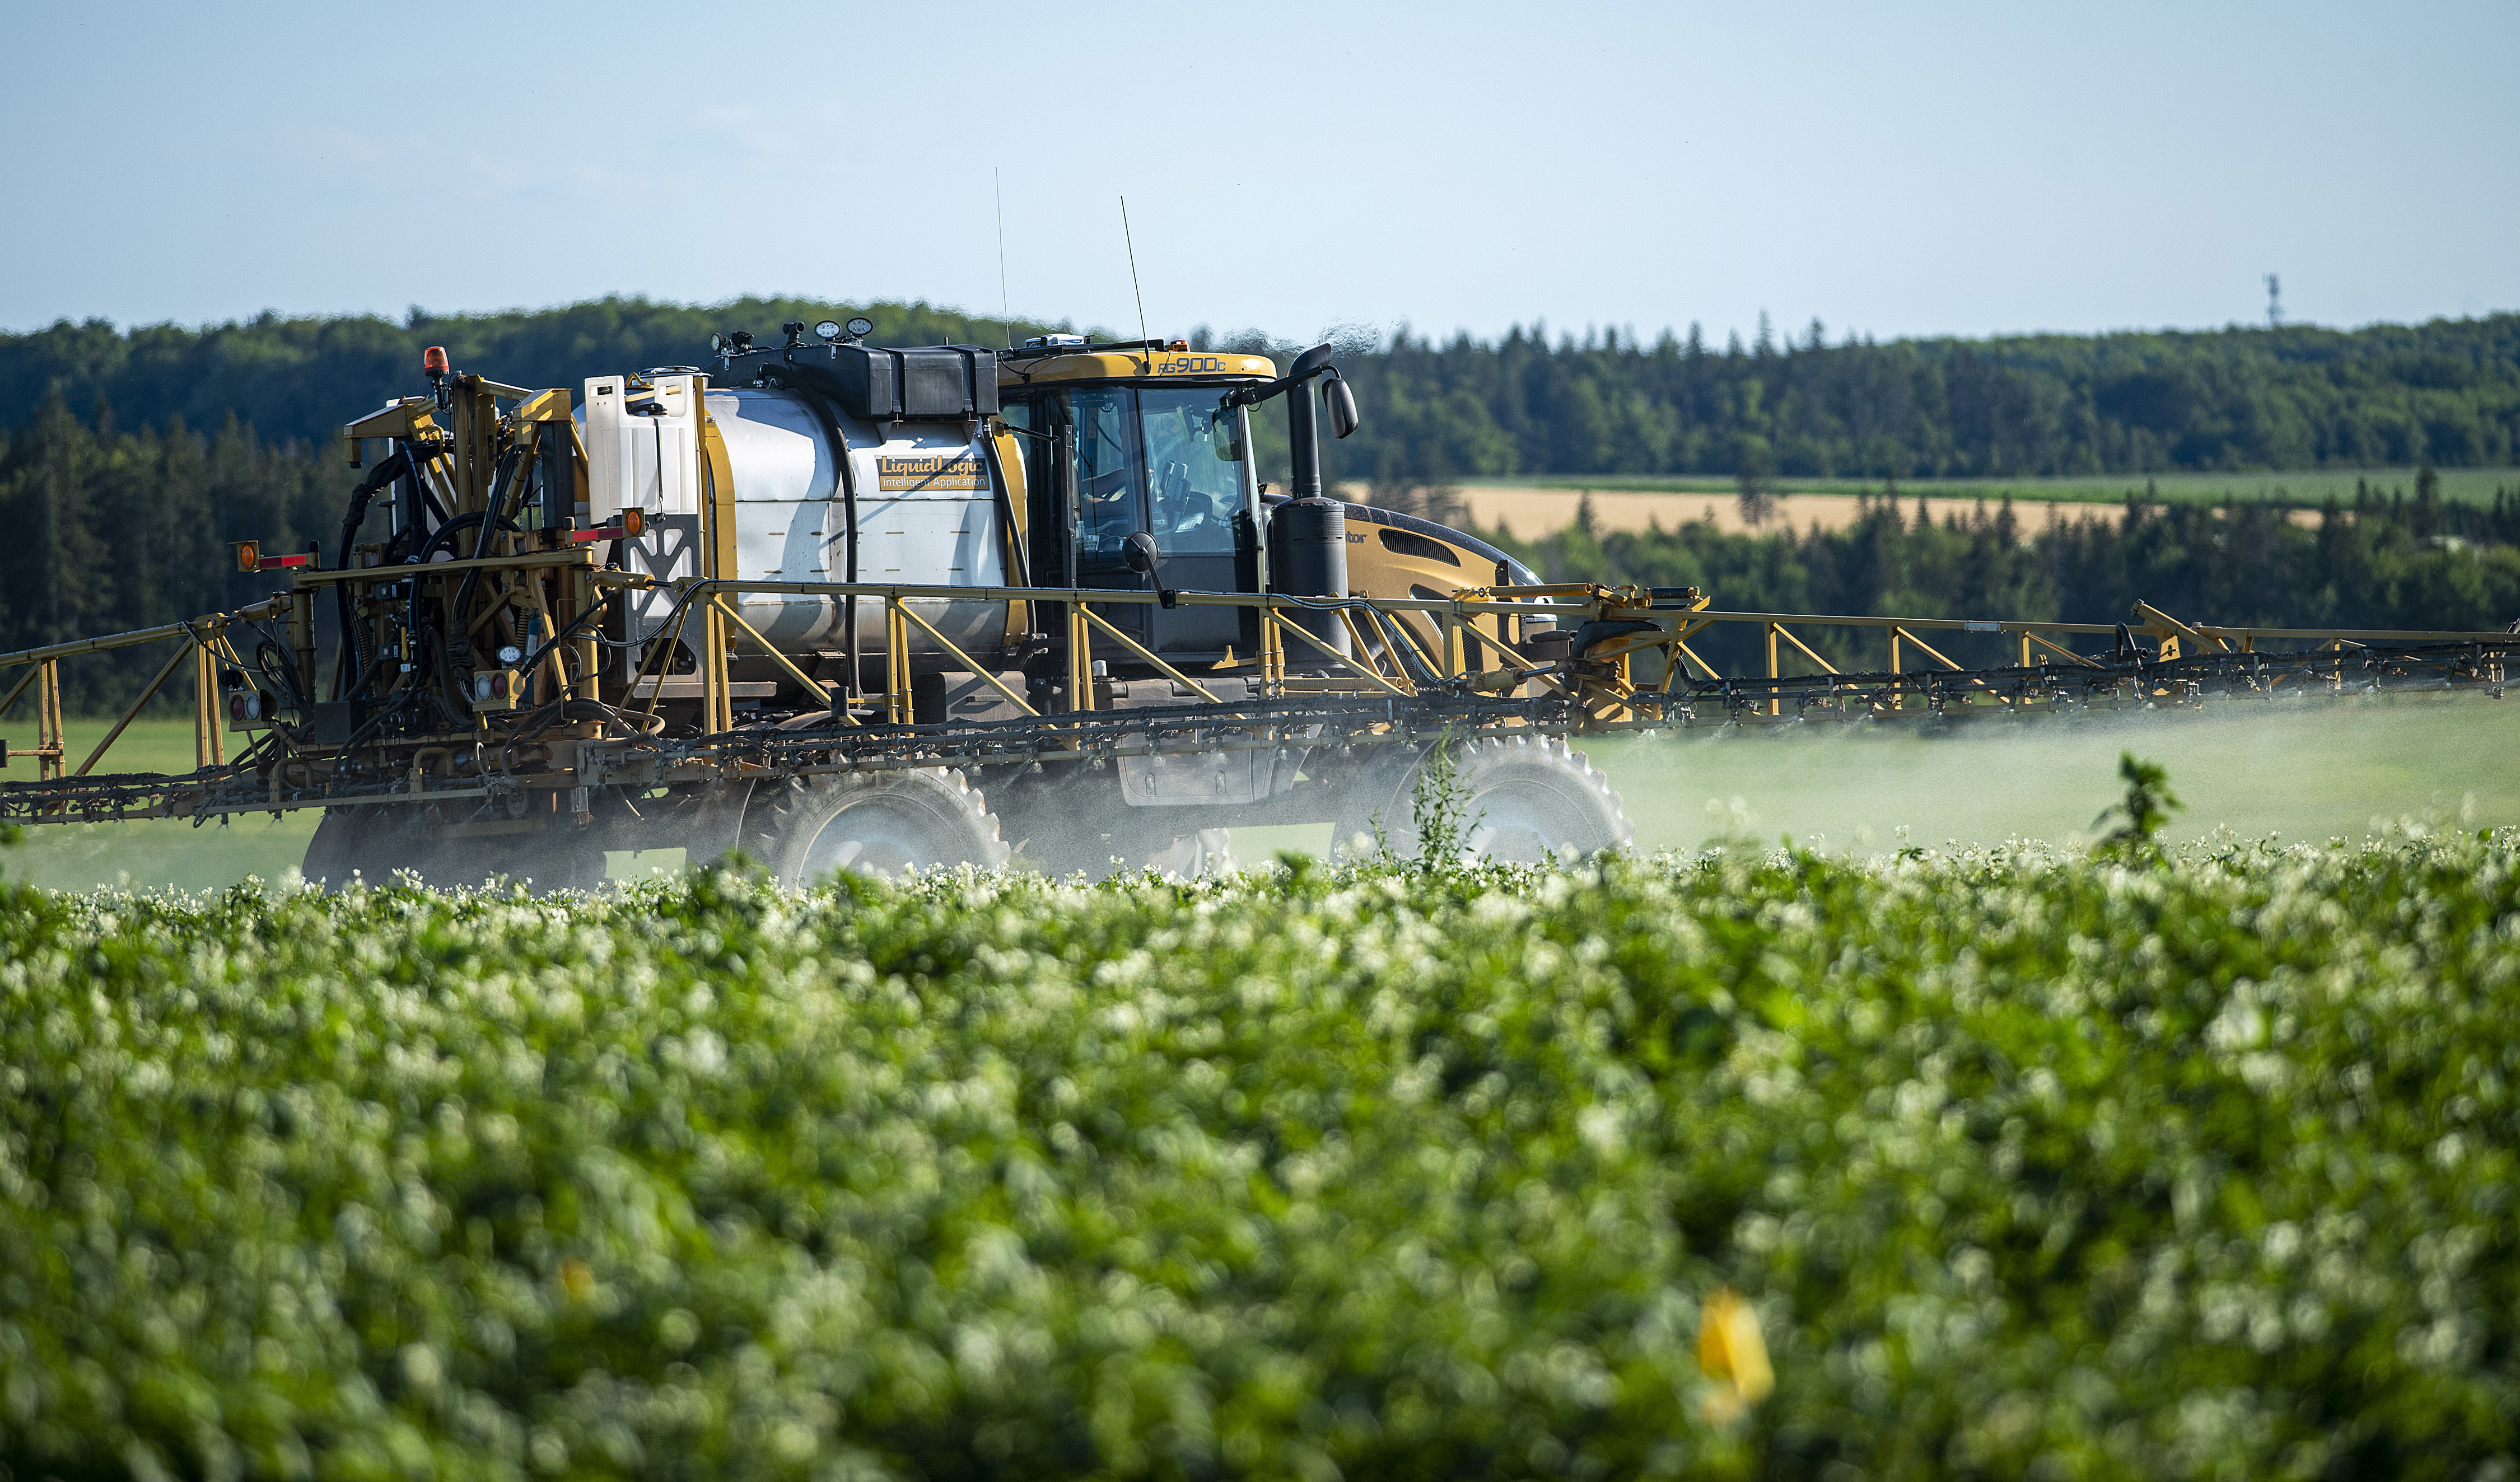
(875, 452, 987, 492)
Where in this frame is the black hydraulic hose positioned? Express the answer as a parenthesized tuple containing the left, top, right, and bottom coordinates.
(338, 523, 436, 709)
(408, 511, 520, 723)
(528, 697, 664, 737)
(401, 457, 428, 551)
(502, 697, 665, 775)
(432, 512, 526, 668)
(417, 509, 506, 563)
(332, 666, 464, 766)
(515, 587, 626, 686)
(396, 453, 435, 711)
(1364, 606, 1445, 688)
(767, 377, 864, 706)
(481, 445, 525, 531)
(255, 638, 310, 716)
(825, 398, 864, 703)
(428, 624, 466, 730)
(335, 448, 408, 565)
(978, 431, 1031, 591)
(332, 447, 409, 700)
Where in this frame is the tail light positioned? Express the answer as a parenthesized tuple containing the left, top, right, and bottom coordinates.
(473, 668, 521, 712)
(223, 677, 273, 731)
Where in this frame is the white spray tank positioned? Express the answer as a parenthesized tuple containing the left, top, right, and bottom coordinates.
(582, 343, 1015, 693)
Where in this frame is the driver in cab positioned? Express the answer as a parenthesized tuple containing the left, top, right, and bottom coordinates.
(1140, 400, 1235, 550)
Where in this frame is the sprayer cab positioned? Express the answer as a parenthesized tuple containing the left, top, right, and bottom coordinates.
(990, 336, 1516, 670)
(995, 340, 1285, 655)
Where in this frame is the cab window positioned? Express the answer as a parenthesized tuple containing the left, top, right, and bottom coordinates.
(1137, 386, 1242, 554)
(1071, 387, 1142, 560)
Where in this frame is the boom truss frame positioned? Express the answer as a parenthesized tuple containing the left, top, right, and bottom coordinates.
(4, 577, 2511, 829)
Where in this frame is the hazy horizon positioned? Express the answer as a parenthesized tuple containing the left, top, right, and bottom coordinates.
(10, 291, 2514, 353)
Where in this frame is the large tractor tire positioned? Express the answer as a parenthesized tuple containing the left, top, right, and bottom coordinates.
(1335, 735, 1632, 865)
(298, 808, 376, 889)
(300, 805, 584, 891)
(745, 769, 1009, 886)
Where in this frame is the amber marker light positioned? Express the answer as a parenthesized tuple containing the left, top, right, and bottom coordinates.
(234, 540, 314, 573)
(569, 509, 647, 544)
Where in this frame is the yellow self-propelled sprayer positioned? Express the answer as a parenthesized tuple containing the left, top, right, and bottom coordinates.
(4, 320, 2513, 884)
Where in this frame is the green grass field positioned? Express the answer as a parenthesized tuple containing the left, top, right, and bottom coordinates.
(1466, 466, 2518, 509)
(3, 718, 319, 892)
(7, 698, 2517, 890)
(1593, 691, 2520, 855)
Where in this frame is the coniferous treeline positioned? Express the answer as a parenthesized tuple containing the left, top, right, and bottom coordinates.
(1269, 311, 2520, 485)
(6, 297, 2517, 483)
(0, 297, 1067, 454)
(0, 397, 344, 714)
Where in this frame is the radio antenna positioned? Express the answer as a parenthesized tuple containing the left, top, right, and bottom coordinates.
(1120, 194, 1149, 347)
(995, 167, 1012, 349)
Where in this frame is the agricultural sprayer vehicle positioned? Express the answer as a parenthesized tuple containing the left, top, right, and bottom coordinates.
(3, 321, 2513, 886)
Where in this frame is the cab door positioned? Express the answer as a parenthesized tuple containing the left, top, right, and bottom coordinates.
(1061, 386, 1152, 641)
(1136, 385, 1247, 657)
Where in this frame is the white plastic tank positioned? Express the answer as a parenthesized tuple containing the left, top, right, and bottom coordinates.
(589, 375, 1012, 677)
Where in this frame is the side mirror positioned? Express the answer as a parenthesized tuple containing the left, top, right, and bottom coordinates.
(1324, 375, 1360, 440)
(1123, 531, 1160, 576)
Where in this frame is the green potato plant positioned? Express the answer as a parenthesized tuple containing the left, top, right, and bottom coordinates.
(0, 821, 2514, 1480)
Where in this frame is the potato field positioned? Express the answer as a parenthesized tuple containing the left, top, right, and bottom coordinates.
(1, 826, 2516, 1479)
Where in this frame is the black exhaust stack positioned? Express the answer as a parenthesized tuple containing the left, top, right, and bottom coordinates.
(1286, 344, 1332, 500)
(1222, 344, 1364, 662)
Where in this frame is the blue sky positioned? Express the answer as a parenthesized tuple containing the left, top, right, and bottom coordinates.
(3, 0, 2513, 345)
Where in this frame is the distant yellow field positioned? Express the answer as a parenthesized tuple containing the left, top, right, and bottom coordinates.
(1431, 485, 2323, 541)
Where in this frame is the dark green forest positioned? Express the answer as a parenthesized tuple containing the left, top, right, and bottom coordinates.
(7, 296, 2518, 481)
(0, 297, 1060, 456)
(1301, 311, 2520, 484)
(4, 297, 2517, 710)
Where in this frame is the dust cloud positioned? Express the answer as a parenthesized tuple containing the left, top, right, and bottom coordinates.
(11, 694, 2509, 892)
